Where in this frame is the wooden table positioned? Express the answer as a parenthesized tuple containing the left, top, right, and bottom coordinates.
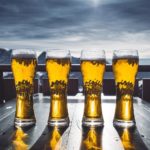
(0, 96, 150, 150)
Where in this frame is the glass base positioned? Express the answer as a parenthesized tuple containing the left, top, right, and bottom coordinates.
(15, 118, 36, 127)
(48, 117, 69, 127)
(113, 119, 136, 128)
(82, 117, 104, 127)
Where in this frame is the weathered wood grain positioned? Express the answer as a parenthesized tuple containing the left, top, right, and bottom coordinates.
(0, 97, 150, 150)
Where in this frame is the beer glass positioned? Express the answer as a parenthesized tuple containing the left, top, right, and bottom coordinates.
(46, 50, 71, 126)
(11, 49, 37, 127)
(81, 50, 106, 126)
(113, 50, 139, 127)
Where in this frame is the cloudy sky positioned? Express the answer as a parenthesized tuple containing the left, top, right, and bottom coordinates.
(0, 0, 150, 56)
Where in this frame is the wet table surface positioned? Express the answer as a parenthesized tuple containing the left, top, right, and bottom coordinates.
(0, 95, 150, 150)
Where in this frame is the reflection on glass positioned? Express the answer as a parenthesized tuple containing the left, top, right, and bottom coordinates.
(80, 126, 103, 150)
(81, 50, 106, 127)
(12, 127, 28, 150)
(115, 127, 135, 150)
(113, 50, 139, 127)
(46, 50, 71, 127)
(47, 126, 67, 150)
(11, 49, 37, 127)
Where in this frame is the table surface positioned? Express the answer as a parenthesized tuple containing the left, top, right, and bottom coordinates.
(0, 95, 150, 150)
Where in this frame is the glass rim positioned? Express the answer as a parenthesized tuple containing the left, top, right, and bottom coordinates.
(46, 50, 71, 59)
(113, 49, 139, 58)
(80, 50, 106, 60)
(113, 49, 138, 52)
(81, 49, 105, 53)
(11, 49, 37, 58)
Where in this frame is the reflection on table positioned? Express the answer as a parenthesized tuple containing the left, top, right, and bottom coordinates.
(45, 126, 68, 150)
(115, 127, 136, 150)
(12, 127, 29, 150)
(80, 126, 103, 150)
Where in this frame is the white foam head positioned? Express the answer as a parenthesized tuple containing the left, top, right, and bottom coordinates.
(80, 50, 106, 60)
(46, 50, 71, 59)
(11, 49, 37, 59)
(113, 49, 139, 59)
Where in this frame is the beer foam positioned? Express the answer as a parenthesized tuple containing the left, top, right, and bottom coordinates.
(11, 49, 36, 58)
(46, 50, 71, 59)
(113, 50, 138, 59)
(80, 50, 105, 60)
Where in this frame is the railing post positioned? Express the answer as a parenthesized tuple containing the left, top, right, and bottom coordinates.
(103, 79, 116, 95)
(142, 78, 150, 102)
(0, 71, 3, 103)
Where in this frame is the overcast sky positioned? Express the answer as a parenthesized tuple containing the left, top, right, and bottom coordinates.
(0, 0, 150, 56)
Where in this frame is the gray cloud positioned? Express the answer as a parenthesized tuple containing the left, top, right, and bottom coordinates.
(0, 0, 150, 50)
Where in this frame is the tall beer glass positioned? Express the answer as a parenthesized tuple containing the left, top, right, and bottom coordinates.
(113, 50, 139, 127)
(11, 49, 37, 127)
(81, 50, 106, 126)
(46, 50, 71, 126)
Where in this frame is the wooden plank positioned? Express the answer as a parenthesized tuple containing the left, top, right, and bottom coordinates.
(31, 124, 70, 150)
(134, 98, 150, 148)
(0, 97, 77, 150)
(69, 98, 149, 150)
(0, 99, 16, 134)
(0, 97, 150, 150)
(115, 127, 149, 150)
(31, 100, 78, 150)
(0, 97, 50, 149)
(65, 100, 150, 150)
(66, 102, 83, 150)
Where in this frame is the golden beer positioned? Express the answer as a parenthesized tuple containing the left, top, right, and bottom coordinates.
(113, 50, 139, 127)
(13, 127, 28, 150)
(11, 50, 37, 127)
(46, 50, 71, 126)
(80, 127, 103, 150)
(81, 50, 106, 126)
(48, 126, 67, 150)
(115, 127, 135, 150)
